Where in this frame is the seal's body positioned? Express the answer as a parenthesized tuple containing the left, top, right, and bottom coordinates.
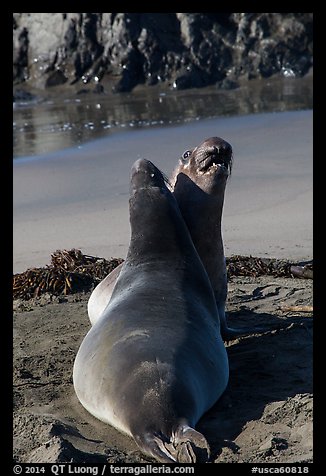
(73, 159, 229, 463)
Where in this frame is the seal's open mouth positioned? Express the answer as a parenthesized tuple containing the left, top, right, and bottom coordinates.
(198, 147, 232, 175)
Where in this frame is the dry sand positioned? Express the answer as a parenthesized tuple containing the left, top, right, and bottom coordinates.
(13, 276, 313, 464)
(13, 110, 313, 464)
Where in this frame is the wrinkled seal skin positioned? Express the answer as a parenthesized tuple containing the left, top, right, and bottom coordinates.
(74, 159, 229, 463)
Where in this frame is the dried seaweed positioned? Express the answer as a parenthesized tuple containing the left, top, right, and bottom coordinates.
(13, 249, 312, 301)
(226, 255, 313, 279)
(13, 249, 123, 300)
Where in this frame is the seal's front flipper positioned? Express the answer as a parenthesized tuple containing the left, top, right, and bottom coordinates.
(218, 305, 271, 341)
(221, 325, 270, 341)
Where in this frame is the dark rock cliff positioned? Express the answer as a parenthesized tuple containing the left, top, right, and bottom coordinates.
(13, 13, 313, 93)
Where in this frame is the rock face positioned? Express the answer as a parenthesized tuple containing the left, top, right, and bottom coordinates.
(13, 13, 313, 92)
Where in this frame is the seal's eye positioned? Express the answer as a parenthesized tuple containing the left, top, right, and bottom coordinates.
(181, 150, 192, 163)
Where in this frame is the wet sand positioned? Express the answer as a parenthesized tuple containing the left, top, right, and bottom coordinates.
(13, 110, 313, 273)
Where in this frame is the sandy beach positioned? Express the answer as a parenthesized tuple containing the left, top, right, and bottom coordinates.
(13, 110, 313, 464)
(13, 110, 312, 273)
(14, 275, 313, 464)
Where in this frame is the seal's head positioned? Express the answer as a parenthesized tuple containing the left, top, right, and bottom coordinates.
(130, 158, 169, 193)
(128, 158, 187, 261)
(129, 158, 173, 227)
(171, 137, 233, 194)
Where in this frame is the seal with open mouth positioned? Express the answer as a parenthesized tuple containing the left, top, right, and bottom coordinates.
(88, 137, 263, 339)
(171, 137, 234, 340)
(87, 138, 231, 328)
(73, 158, 229, 463)
(172, 137, 269, 340)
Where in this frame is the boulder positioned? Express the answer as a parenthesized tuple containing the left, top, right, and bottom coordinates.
(13, 13, 313, 92)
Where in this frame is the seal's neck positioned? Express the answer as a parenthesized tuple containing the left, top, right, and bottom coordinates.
(173, 173, 226, 242)
(173, 172, 227, 294)
(175, 192, 225, 264)
(127, 188, 198, 266)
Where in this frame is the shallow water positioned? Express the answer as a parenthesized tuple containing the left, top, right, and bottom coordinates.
(13, 74, 313, 159)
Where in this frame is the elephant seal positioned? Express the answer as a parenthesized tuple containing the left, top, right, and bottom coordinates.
(171, 137, 268, 340)
(170, 137, 232, 339)
(87, 137, 231, 328)
(171, 137, 239, 340)
(88, 137, 262, 340)
(74, 159, 229, 463)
